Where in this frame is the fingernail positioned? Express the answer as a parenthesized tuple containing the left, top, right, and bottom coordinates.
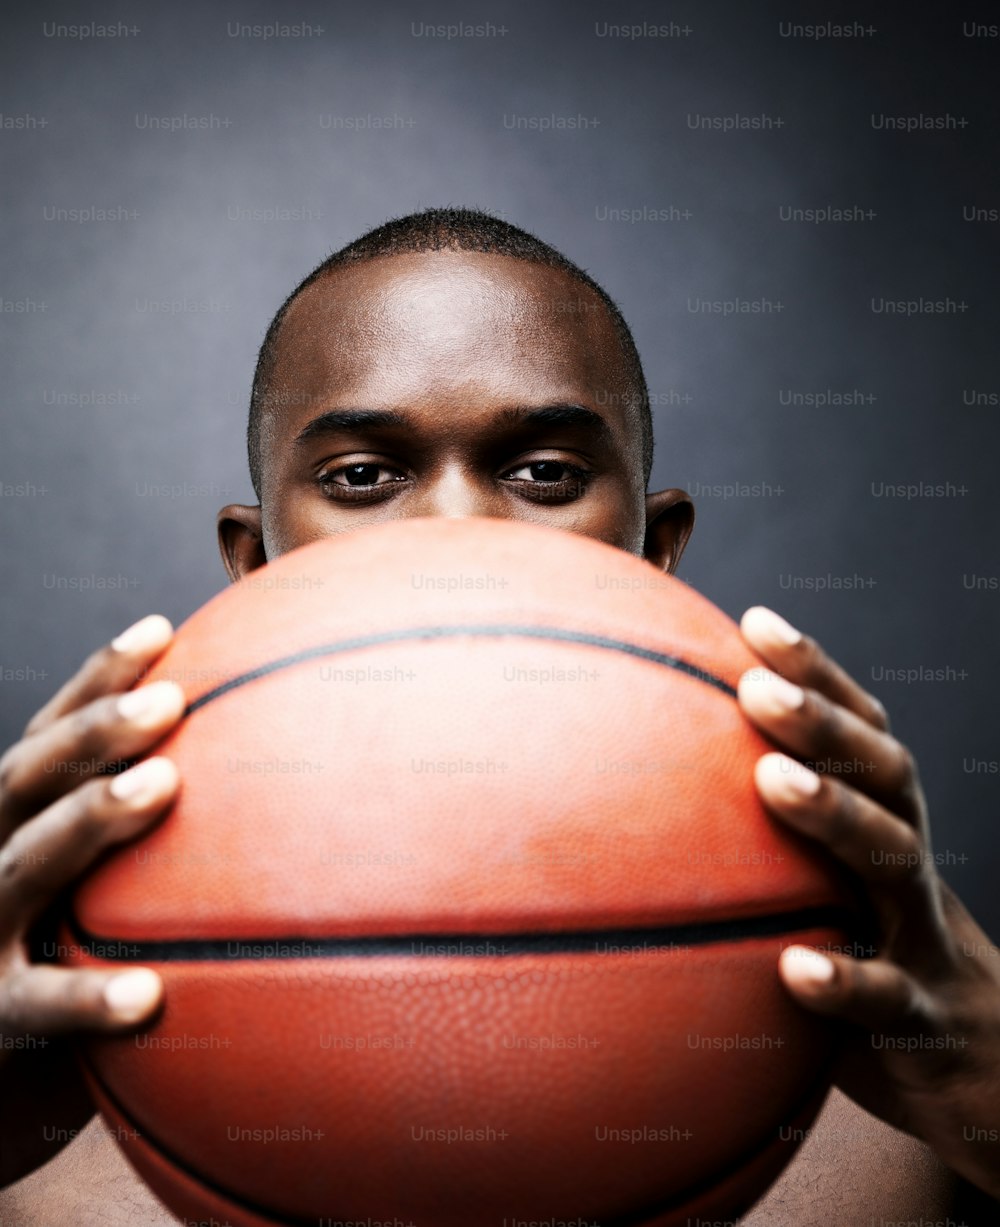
(104, 969, 162, 1022)
(117, 681, 185, 727)
(765, 673, 805, 711)
(750, 606, 802, 646)
(109, 756, 176, 804)
(778, 756, 822, 798)
(786, 946, 835, 984)
(112, 614, 172, 655)
(744, 671, 805, 714)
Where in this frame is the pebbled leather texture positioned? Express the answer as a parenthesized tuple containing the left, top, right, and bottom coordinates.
(62, 516, 853, 1226)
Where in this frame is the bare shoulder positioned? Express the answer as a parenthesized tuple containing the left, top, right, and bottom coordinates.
(0, 1114, 177, 1227)
(739, 1086, 955, 1226)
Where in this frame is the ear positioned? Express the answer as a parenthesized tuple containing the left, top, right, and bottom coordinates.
(216, 504, 266, 582)
(643, 487, 695, 574)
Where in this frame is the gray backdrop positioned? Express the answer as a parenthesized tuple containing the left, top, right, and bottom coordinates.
(2, 2, 998, 929)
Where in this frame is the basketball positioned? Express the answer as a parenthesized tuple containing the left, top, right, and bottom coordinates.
(61, 515, 854, 1227)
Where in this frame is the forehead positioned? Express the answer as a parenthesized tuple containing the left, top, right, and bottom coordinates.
(266, 250, 629, 412)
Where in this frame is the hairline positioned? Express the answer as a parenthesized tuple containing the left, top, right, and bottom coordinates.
(248, 234, 652, 500)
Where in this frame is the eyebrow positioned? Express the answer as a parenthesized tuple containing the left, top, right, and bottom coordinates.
(293, 403, 613, 446)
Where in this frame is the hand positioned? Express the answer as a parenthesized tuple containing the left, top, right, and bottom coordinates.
(736, 605, 1000, 1200)
(0, 615, 184, 1187)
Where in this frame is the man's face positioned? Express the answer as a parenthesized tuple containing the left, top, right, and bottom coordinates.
(218, 251, 692, 577)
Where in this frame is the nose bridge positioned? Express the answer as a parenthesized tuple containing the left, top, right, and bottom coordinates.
(410, 455, 495, 520)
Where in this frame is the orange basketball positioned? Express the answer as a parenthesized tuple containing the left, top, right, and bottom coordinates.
(62, 516, 854, 1226)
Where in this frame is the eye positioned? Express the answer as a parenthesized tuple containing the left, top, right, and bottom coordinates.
(505, 461, 573, 482)
(501, 459, 593, 502)
(317, 462, 407, 502)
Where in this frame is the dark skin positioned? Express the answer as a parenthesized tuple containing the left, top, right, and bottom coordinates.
(220, 251, 692, 569)
(1, 251, 998, 1218)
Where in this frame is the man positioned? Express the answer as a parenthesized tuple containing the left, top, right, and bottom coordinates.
(1, 209, 998, 1224)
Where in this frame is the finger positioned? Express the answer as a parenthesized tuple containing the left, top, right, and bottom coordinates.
(0, 964, 163, 1035)
(778, 946, 944, 1039)
(0, 681, 186, 827)
(0, 757, 179, 940)
(758, 753, 947, 962)
(738, 669, 922, 820)
(754, 752, 927, 883)
(740, 606, 889, 732)
(23, 615, 174, 738)
(754, 750, 940, 922)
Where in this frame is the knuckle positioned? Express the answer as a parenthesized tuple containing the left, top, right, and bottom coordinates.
(74, 642, 123, 697)
(888, 739, 918, 792)
(836, 952, 867, 1001)
(65, 701, 102, 748)
(898, 823, 924, 862)
(88, 641, 119, 679)
(0, 820, 49, 889)
(72, 778, 120, 841)
(805, 691, 843, 756)
(0, 844, 20, 885)
(64, 696, 121, 762)
(895, 976, 932, 1031)
(58, 971, 102, 1017)
(894, 828, 925, 875)
(821, 779, 857, 850)
(0, 744, 29, 802)
(795, 633, 827, 686)
(867, 694, 891, 732)
(22, 708, 51, 738)
(873, 825, 925, 884)
(0, 972, 33, 1032)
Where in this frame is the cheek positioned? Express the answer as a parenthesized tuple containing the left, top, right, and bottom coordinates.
(602, 493, 648, 558)
(544, 489, 643, 557)
(262, 487, 401, 561)
(260, 490, 332, 560)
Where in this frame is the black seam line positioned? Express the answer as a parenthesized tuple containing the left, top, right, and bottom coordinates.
(184, 623, 736, 715)
(68, 905, 851, 963)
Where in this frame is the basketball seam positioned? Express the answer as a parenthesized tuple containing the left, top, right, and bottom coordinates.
(183, 623, 737, 715)
(66, 907, 853, 962)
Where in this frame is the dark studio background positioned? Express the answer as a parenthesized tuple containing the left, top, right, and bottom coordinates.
(1, 2, 998, 932)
